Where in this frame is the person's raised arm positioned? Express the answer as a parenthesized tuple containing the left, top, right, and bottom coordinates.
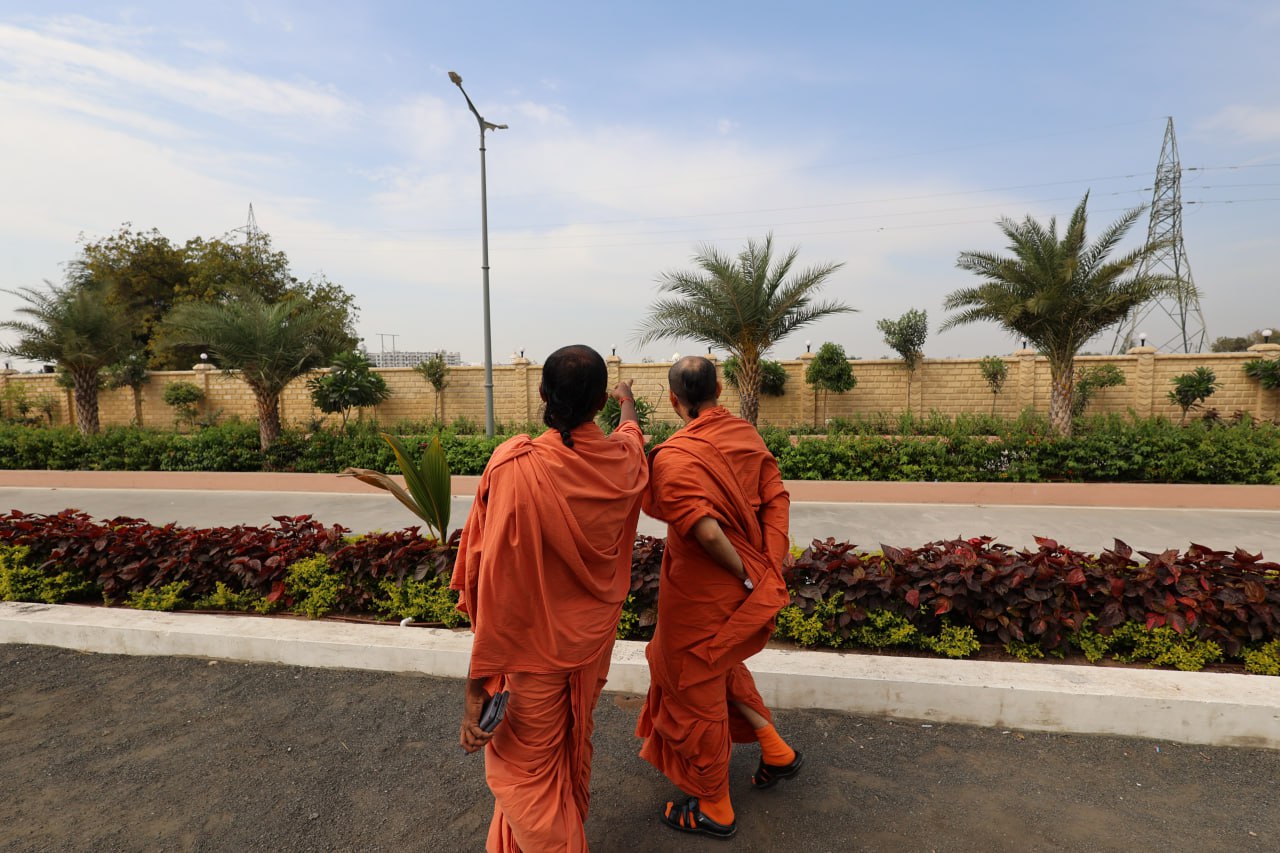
(611, 379, 638, 427)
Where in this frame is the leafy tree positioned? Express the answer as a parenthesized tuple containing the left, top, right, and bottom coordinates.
(877, 309, 928, 412)
(944, 192, 1173, 436)
(160, 294, 347, 449)
(0, 280, 138, 434)
(162, 380, 205, 429)
(978, 356, 1009, 416)
(1210, 328, 1277, 352)
(1071, 364, 1126, 417)
(1167, 366, 1218, 424)
(723, 356, 788, 397)
(75, 225, 189, 368)
(636, 234, 852, 425)
(307, 350, 391, 430)
(104, 351, 150, 426)
(76, 224, 359, 369)
(805, 342, 856, 423)
(414, 353, 451, 423)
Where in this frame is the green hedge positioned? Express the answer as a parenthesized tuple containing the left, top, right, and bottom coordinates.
(1, 413, 1277, 483)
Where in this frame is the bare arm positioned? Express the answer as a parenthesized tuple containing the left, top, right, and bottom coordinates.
(459, 676, 496, 754)
(611, 379, 638, 427)
(692, 516, 748, 581)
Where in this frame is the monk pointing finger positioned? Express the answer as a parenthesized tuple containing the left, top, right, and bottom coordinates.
(452, 345, 649, 852)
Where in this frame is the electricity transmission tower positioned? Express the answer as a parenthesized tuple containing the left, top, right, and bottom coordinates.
(1112, 117, 1205, 353)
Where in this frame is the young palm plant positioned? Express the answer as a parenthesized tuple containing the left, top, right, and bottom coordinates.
(0, 280, 138, 434)
(943, 193, 1174, 436)
(635, 234, 852, 425)
(160, 294, 347, 449)
(339, 434, 451, 543)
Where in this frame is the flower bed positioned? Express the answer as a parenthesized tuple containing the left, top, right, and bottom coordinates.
(2, 510, 1279, 675)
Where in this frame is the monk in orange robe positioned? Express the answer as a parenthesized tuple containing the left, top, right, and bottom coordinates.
(452, 345, 648, 852)
(636, 355, 803, 840)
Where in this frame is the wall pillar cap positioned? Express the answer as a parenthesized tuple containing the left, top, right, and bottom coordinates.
(192, 363, 216, 372)
(511, 357, 530, 366)
(605, 355, 621, 365)
(1126, 346, 1157, 355)
(798, 351, 815, 361)
(1015, 348, 1038, 356)
(1246, 343, 1280, 354)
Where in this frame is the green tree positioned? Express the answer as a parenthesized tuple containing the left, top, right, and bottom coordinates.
(76, 224, 359, 369)
(162, 380, 205, 429)
(104, 351, 150, 426)
(944, 192, 1174, 436)
(978, 356, 1009, 416)
(0, 280, 137, 434)
(307, 350, 392, 430)
(75, 225, 190, 368)
(1167, 366, 1218, 424)
(160, 294, 347, 449)
(1071, 364, 1126, 417)
(414, 353, 451, 423)
(805, 342, 856, 423)
(1210, 328, 1277, 353)
(636, 234, 852, 425)
(876, 309, 928, 412)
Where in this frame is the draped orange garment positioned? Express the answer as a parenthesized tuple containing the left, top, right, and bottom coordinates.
(635, 407, 791, 801)
(452, 420, 648, 852)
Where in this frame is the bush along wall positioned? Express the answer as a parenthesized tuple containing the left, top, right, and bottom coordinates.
(2, 413, 1278, 483)
(3, 512, 1279, 674)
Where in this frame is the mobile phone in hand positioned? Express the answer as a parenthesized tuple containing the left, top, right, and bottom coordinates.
(478, 690, 510, 733)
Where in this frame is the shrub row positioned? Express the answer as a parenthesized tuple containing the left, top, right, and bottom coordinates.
(4, 511, 1280, 673)
(3, 413, 1277, 483)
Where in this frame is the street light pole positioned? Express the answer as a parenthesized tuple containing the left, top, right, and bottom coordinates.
(449, 71, 507, 438)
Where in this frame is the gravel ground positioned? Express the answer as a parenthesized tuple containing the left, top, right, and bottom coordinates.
(2, 644, 1278, 852)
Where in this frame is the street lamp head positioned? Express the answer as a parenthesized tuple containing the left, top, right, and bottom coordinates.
(1138, 332, 1148, 346)
(448, 71, 462, 86)
(1264, 329, 1274, 343)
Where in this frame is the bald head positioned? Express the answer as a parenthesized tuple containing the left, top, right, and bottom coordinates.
(668, 355, 719, 418)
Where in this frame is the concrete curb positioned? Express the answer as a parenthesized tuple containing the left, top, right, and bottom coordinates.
(5, 602, 1279, 750)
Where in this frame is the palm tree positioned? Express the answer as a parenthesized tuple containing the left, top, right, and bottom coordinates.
(635, 234, 852, 425)
(1, 280, 137, 434)
(161, 294, 347, 449)
(943, 193, 1173, 437)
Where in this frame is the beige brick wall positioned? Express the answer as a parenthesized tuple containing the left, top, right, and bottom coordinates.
(3, 345, 1278, 430)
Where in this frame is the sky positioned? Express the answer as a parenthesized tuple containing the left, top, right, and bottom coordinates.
(1, 1, 1278, 368)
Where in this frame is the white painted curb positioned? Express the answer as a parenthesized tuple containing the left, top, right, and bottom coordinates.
(4, 602, 1279, 750)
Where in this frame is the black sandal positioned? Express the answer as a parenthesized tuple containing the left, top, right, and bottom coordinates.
(661, 797, 737, 839)
(751, 749, 804, 789)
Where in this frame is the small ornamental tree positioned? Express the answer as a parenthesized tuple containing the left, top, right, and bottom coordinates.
(877, 309, 928, 412)
(978, 356, 1009, 416)
(414, 353, 450, 423)
(1071, 364, 1126, 417)
(162, 381, 205, 429)
(805, 342, 856, 423)
(1167, 366, 1218, 424)
(308, 350, 391, 430)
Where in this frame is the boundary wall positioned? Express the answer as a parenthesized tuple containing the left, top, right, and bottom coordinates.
(2, 345, 1277, 430)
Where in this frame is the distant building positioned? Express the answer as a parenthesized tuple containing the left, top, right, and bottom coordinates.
(365, 350, 462, 369)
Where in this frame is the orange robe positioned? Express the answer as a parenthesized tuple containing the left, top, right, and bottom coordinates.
(635, 407, 791, 801)
(452, 420, 648, 852)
